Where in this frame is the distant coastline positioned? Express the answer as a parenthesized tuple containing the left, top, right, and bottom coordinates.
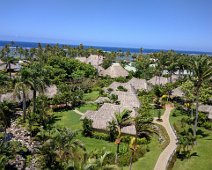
(0, 40, 212, 56)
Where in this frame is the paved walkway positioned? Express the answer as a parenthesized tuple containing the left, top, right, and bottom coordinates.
(153, 105, 177, 170)
(73, 109, 84, 116)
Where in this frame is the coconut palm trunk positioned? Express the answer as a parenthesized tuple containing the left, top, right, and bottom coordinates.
(8, 63, 11, 79)
(193, 88, 199, 140)
(33, 89, 37, 113)
(22, 89, 27, 122)
(129, 152, 134, 170)
(115, 142, 120, 164)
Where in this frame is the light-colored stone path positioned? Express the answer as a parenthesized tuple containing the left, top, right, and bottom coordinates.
(73, 109, 84, 116)
(153, 105, 177, 170)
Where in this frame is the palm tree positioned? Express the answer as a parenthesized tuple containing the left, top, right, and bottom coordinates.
(20, 63, 49, 113)
(189, 56, 212, 140)
(129, 137, 137, 170)
(14, 80, 30, 122)
(114, 109, 132, 164)
(2, 56, 17, 79)
(125, 51, 131, 63)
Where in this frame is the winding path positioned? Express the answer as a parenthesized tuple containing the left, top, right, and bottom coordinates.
(153, 105, 177, 170)
(73, 109, 84, 116)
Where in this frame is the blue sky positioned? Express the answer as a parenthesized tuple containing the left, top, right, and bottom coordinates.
(0, 0, 212, 52)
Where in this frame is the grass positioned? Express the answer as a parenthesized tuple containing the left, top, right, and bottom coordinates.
(53, 109, 119, 153)
(53, 107, 165, 170)
(123, 137, 163, 170)
(170, 109, 212, 170)
(77, 135, 120, 153)
(150, 108, 165, 118)
(53, 110, 82, 130)
(76, 103, 97, 113)
(83, 90, 99, 101)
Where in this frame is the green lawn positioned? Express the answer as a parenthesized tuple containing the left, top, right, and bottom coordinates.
(170, 109, 212, 170)
(53, 108, 164, 170)
(83, 91, 99, 101)
(53, 109, 119, 153)
(150, 108, 165, 118)
(123, 137, 163, 170)
(76, 103, 97, 113)
(54, 110, 82, 130)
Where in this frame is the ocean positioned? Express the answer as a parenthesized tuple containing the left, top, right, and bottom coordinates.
(0, 40, 212, 56)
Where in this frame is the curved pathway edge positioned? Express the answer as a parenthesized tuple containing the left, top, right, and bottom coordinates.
(153, 105, 177, 170)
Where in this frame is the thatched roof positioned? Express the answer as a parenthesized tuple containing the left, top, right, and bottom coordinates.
(198, 105, 212, 120)
(82, 103, 137, 135)
(0, 92, 18, 102)
(87, 54, 103, 66)
(148, 76, 168, 86)
(112, 90, 140, 108)
(44, 85, 57, 98)
(95, 97, 110, 104)
(106, 82, 130, 92)
(76, 55, 103, 67)
(0, 63, 6, 71)
(105, 78, 148, 93)
(128, 77, 148, 91)
(0, 85, 57, 102)
(100, 63, 129, 78)
(172, 87, 184, 97)
(76, 57, 87, 63)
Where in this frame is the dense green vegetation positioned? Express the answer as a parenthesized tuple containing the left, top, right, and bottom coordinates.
(0, 43, 211, 169)
(170, 108, 212, 170)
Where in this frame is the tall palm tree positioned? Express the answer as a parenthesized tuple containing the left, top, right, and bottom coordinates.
(14, 80, 30, 122)
(20, 63, 49, 113)
(114, 109, 132, 164)
(189, 56, 212, 140)
(2, 56, 17, 79)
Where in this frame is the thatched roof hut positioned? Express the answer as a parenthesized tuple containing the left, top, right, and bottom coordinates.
(106, 82, 130, 92)
(87, 54, 103, 66)
(95, 97, 110, 104)
(148, 76, 168, 86)
(112, 90, 141, 108)
(82, 103, 137, 135)
(198, 104, 212, 120)
(172, 87, 184, 97)
(100, 63, 129, 78)
(127, 77, 148, 91)
(105, 77, 148, 93)
(0, 85, 57, 103)
(76, 57, 87, 63)
(76, 55, 103, 68)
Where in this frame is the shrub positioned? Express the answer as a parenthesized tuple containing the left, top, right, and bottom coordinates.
(93, 132, 109, 141)
(115, 77, 128, 83)
(203, 122, 212, 130)
(82, 118, 93, 137)
(107, 88, 113, 93)
(117, 85, 128, 92)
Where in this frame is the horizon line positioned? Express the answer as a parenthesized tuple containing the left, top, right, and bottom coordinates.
(0, 39, 212, 54)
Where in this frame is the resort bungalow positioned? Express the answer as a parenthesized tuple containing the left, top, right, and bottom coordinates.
(148, 76, 169, 86)
(82, 103, 137, 135)
(100, 63, 129, 78)
(198, 104, 212, 120)
(171, 87, 185, 98)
